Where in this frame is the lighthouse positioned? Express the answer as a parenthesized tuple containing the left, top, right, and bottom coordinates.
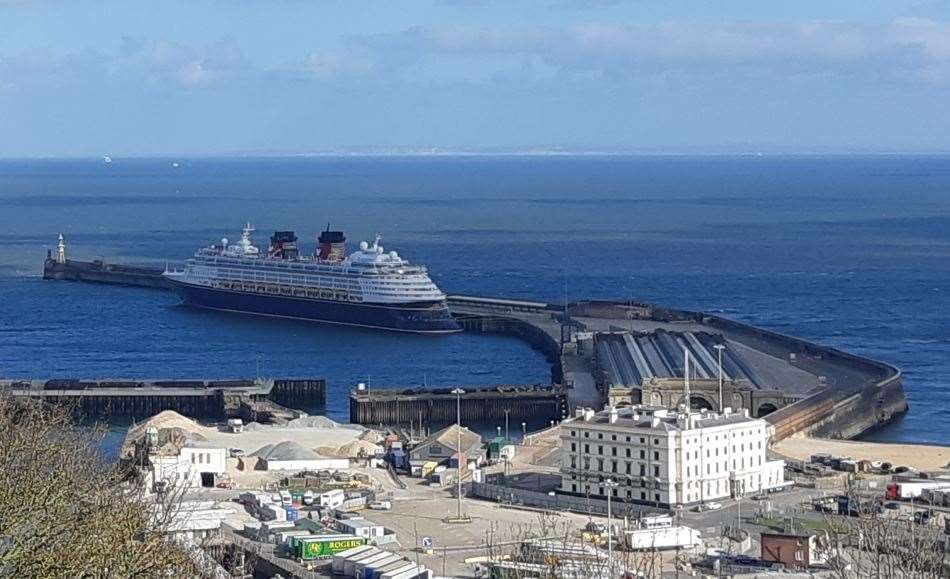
(56, 234, 66, 264)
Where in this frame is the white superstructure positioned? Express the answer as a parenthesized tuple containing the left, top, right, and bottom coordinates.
(165, 224, 445, 305)
(560, 405, 786, 508)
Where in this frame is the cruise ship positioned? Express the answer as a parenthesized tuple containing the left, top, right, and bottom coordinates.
(163, 224, 461, 334)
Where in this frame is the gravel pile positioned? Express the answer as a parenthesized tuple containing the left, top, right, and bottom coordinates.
(250, 440, 323, 461)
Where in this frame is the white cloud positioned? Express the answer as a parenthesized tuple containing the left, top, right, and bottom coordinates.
(353, 19, 950, 83)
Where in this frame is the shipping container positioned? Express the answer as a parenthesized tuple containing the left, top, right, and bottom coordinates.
(278, 530, 312, 545)
(344, 547, 385, 576)
(365, 560, 416, 579)
(381, 564, 431, 579)
(296, 534, 367, 561)
(332, 545, 376, 574)
(355, 551, 401, 577)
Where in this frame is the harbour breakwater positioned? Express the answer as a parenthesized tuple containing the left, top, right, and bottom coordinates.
(38, 256, 907, 440)
(0, 378, 326, 423)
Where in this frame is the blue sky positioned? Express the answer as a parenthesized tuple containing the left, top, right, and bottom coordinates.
(3, 1, 950, 156)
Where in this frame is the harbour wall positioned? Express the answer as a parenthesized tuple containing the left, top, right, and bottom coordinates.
(43, 258, 173, 289)
(1, 378, 326, 420)
(349, 385, 567, 428)
(38, 257, 908, 440)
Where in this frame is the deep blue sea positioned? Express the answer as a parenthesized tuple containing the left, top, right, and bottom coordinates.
(0, 156, 948, 451)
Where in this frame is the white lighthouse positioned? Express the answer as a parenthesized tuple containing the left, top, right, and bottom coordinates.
(56, 234, 66, 264)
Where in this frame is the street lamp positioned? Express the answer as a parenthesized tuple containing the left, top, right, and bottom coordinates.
(604, 479, 619, 577)
(451, 387, 467, 523)
(714, 344, 726, 412)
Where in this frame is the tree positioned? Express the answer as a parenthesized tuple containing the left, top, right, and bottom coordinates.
(817, 486, 950, 578)
(0, 396, 199, 577)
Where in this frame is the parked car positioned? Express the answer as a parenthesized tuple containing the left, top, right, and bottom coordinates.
(693, 502, 723, 512)
(229, 448, 245, 458)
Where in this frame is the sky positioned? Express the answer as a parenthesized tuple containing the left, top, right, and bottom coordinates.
(3, 1, 950, 156)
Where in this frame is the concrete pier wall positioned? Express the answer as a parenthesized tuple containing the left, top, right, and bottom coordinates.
(37, 256, 909, 441)
(1, 378, 326, 420)
(349, 385, 567, 427)
(453, 314, 564, 384)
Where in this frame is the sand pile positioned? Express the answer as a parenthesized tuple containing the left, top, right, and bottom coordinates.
(287, 415, 362, 430)
(251, 440, 324, 461)
(336, 439, 382, 458)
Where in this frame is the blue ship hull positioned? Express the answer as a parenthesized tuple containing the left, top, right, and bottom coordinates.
(167, 281, 461, 334)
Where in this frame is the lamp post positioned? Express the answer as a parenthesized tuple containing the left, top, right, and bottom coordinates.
(451, 387, 467, 522)
(714, 344, 725, 412)
(604, 479, 619, 577)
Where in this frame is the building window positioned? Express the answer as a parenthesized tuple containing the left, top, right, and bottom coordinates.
(625, 448, 631, 458)
(639, 450, 645, 459)
(641, 491, 646, 500)
(571, 442, 576, 452)
(611, 461, 618, 473)
(611, 434, 617, 441)
(584, 444, 590, 453)
(653, 451, 659, 461)
(640, 437, 645, 444)
(639, 464, 645, 476)
(626, 463, 632, 474)
(653, 466, 660, 477)
(584, 432, 589, 438)
(654, 493, 660, 502)
(572, 483, 577, 492)
(598, 433, 603, 440)
(598, 445, 603, 455)
(611, 447, 617, 457)
(570, 430, 576, 437)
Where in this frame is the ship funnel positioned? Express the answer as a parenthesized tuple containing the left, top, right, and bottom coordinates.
(318, 227, 346, 261)
(269, 231, 299, 260)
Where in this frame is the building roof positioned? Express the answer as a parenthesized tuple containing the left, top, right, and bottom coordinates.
(412, 424, 483, 456)
(571, 405, 760, 434)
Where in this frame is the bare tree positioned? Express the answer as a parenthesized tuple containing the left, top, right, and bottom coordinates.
(817, 487, 950, 578)
(0, 396, 199, 577)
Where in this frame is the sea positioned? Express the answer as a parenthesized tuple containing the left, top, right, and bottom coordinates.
(0, 155, 948, 455)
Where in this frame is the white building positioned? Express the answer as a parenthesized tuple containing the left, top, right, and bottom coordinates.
(560, 405, 786, 508)
(148, 441, 228, 490)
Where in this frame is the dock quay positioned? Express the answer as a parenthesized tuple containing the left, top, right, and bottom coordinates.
(1, 378, 326, 421)
(349, 384, 567, 428)
(39, 252, 908, 441)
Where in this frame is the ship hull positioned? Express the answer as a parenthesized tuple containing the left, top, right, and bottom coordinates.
(166, 279, 461, 334)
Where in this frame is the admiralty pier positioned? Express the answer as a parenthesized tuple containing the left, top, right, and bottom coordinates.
(16, 255, 908, 441)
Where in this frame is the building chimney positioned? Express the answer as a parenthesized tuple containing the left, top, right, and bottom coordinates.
(608, 407, 618, 424)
